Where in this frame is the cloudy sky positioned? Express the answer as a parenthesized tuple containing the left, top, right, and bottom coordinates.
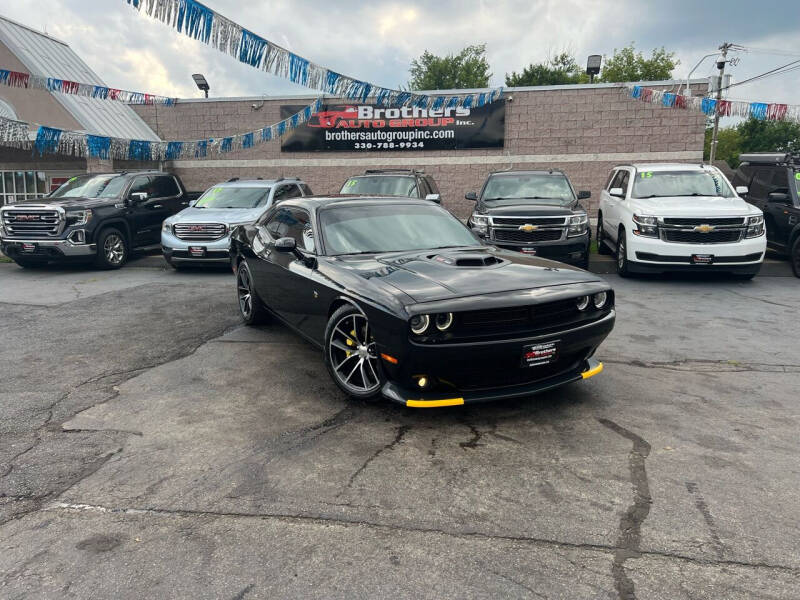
(2, 0, 799, 109)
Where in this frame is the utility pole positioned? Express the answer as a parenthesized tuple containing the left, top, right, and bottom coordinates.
(709, 42, 732, 164)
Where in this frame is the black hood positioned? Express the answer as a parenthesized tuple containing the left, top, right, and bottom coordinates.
(15, 197, 119, 209)
(479, 202, 576, 217)
(336, 246, 601, 303)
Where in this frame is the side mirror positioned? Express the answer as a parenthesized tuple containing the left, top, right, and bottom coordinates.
(735, 185, 749, 195)
(425, 193, 441, 204)
(130, 192, 148, 203)
(465, 191, 478, 201)
(768, 191, 790, 203)
(609, 187, 624, 198)
(577, 190, 591, 200)
(274, 237, 297, 254)
(189, 199, 199, 207)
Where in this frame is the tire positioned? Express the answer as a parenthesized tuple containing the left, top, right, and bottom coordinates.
(94, 227, 128, 269)
(13, 257, 48, 269)
(236, 260, 270, 325)
(324, 304, 384, 400)
(596, 214, 612, 255)
(790, 236, 800, 278)
(577, 252, 590, 270)
(616, 228, 631, 278)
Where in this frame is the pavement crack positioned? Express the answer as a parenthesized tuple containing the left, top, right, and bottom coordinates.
(685, 482, 725, 560)
(459, 423, 484, 450)
(341, 424, 411, 493)
(230, 583, 255, 600)
(44, 502, 800, 575)
(598, 418, 652, 600)
(725, 289, 794, 310)
(485, 567, 546, 598)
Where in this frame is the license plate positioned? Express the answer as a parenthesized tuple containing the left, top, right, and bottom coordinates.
(21, 243, 36, 253)
(691, 254, 714, 264)
(189, 246, 206, 257)
(521, 341, 558, 368)
(521, 247, 537, 255)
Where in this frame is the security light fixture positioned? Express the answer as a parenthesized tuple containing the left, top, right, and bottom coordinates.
(586, 55, 602, 83)
(192, 73, 210, 98)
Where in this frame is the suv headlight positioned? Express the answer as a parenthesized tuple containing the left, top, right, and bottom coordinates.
(65, 209, 92, 226)
(567, 213, 588, 237)
(746, 214, 764, 238)
(469, 214, 488, 235)
(632, 214, 659, 238)
(162, 220, 172, 232)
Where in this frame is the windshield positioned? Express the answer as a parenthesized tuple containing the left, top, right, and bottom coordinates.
(481, 174, 575, 206)
(49, 175, 128, 199)
(340, 176, 418, 197)
(320, 204, 480, 255)
(195, 186, 271, 209)
(632, 170, 735, 198)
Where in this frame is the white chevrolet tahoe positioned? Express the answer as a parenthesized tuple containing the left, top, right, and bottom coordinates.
(597, 163, 766, 279)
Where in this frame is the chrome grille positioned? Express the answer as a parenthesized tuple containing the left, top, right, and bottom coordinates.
(491, 216, 566, 226)
(493, 229, 563, 243)
(662, 217, 745, 226)
(173, 223, 227, 241)
(1, 207, 63, 238)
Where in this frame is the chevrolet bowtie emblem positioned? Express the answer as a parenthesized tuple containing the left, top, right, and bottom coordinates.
(519, 224, 538, 232)
(693, 224, 715, 233)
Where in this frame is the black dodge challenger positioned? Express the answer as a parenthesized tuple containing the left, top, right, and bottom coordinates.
(230, 197, 615, 407)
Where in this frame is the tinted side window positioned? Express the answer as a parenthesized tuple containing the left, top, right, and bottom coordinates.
(151, 176, 180, 198)
(128, 176, 151, 198)
(771, 168, 790, 192)
(265, 207, 315, 253)
(286, 185, 303, 199)
(425, 177, 440, 195)
(732, 165, 754, 188)
(300, 184, 313, 196)
(417, 177, 430, 197)
(273, 185, 292, 203)
(608, 170, 624, 190)
(605, 170, 618, 189)
(750, 168, 775, 200)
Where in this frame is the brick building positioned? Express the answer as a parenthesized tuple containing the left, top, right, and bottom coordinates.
(133, 82, 707, 217)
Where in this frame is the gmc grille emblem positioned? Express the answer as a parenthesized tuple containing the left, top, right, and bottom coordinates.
(15, 215, 41, 221)
(188, 225, 205, 231)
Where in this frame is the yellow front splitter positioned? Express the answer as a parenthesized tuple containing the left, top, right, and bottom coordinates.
(406, 397, 465, 408)
(581, 361, 604, 379)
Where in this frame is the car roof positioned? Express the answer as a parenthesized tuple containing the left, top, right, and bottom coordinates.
(348, 173, 417, 178)
(620, 163, 710, 172)
(488, 169, 567, 176)
(276, 196, 435, 210)
(209, 178, 301, 189)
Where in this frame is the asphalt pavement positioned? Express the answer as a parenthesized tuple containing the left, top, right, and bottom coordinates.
(0, 259, 798, 599)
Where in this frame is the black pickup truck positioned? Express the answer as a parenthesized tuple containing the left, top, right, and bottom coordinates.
(732, 153, 800, 277)
(0, 171, 200, 269)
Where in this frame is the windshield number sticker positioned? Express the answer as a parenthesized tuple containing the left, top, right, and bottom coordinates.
(346, 180, 357, 188)
(640, 172, 653, 179)
(795, 172, 800, 181)
(67, 176, 78, 183)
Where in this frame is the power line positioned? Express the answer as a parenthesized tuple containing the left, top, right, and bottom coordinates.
(722, 58, 800, 92)
(736, 45, 800, 58)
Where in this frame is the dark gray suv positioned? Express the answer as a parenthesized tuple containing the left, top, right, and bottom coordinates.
(340, 169, 442, 203)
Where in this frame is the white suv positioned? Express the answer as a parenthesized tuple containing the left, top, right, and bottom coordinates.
(597, 163, 766, 279)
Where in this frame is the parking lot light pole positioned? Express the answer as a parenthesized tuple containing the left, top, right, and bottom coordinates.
(709, 43, 731, 164)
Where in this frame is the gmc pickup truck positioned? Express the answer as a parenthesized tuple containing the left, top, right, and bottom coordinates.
(0, 171, 200, 269)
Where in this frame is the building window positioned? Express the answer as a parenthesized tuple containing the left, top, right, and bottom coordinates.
(0, 170, 48, 206)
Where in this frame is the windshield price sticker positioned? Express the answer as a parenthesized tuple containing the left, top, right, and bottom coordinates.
(640, 172, 653, 179)
(795, 172, 800, 180)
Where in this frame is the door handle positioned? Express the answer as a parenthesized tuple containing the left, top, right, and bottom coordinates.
(181, 201, 189, 205)
(152, 204, 163, 209)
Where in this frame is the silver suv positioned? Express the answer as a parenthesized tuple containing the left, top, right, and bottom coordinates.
(161, 177, 312, 268)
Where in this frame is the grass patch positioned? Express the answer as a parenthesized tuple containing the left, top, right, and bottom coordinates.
(0, 255, 12, 263)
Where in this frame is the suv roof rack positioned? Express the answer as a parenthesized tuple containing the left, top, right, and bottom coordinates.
(363, 169, 424, 175)
(489, 168, 565, 175)
(274, 176, 300, 182)
(738, 152, 800, 166)
(227, 177, 239, 182)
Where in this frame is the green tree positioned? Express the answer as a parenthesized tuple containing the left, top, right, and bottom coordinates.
(703, 118, 800, 168)
(505, 52, 589, 87)
(408, 44, 491, 90)
(599, 43, 678, 83)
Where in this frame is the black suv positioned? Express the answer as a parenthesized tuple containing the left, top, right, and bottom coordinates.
(732, 153, 800, 277)
(466, 170, 591, 268)
(0, 171, 199, 269)
(340, 169, 442, 203)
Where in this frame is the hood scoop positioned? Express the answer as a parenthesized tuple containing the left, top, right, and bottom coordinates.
(430, 253, 503, 267)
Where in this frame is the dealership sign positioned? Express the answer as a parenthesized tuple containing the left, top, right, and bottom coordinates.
(280, 100, 505, 152)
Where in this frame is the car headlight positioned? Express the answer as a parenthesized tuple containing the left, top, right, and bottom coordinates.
(410, 314, 431, 335)
(746, 215, 764, 238)
(435, 312, 454, 331)
(593, 291, 608, 309)
(632, 214, 659, 238)
(567, 213, 588, 237)
(469, 214, 488, 235)
(575, 296, 590, 311)
(65, 209, 92, 226)
(162, 221, 172, 232)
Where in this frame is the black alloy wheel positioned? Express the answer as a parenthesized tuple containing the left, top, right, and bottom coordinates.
(791, 236, 800, 278)
(616, 228, 631, 277)
(596, 214, 612, 255)
(324, 304, 383, 399)
(94, 228, 128, 269)
(236, 260, 269, 325)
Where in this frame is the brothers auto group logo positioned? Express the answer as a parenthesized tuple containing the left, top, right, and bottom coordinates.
(308, 104, 472, 129)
